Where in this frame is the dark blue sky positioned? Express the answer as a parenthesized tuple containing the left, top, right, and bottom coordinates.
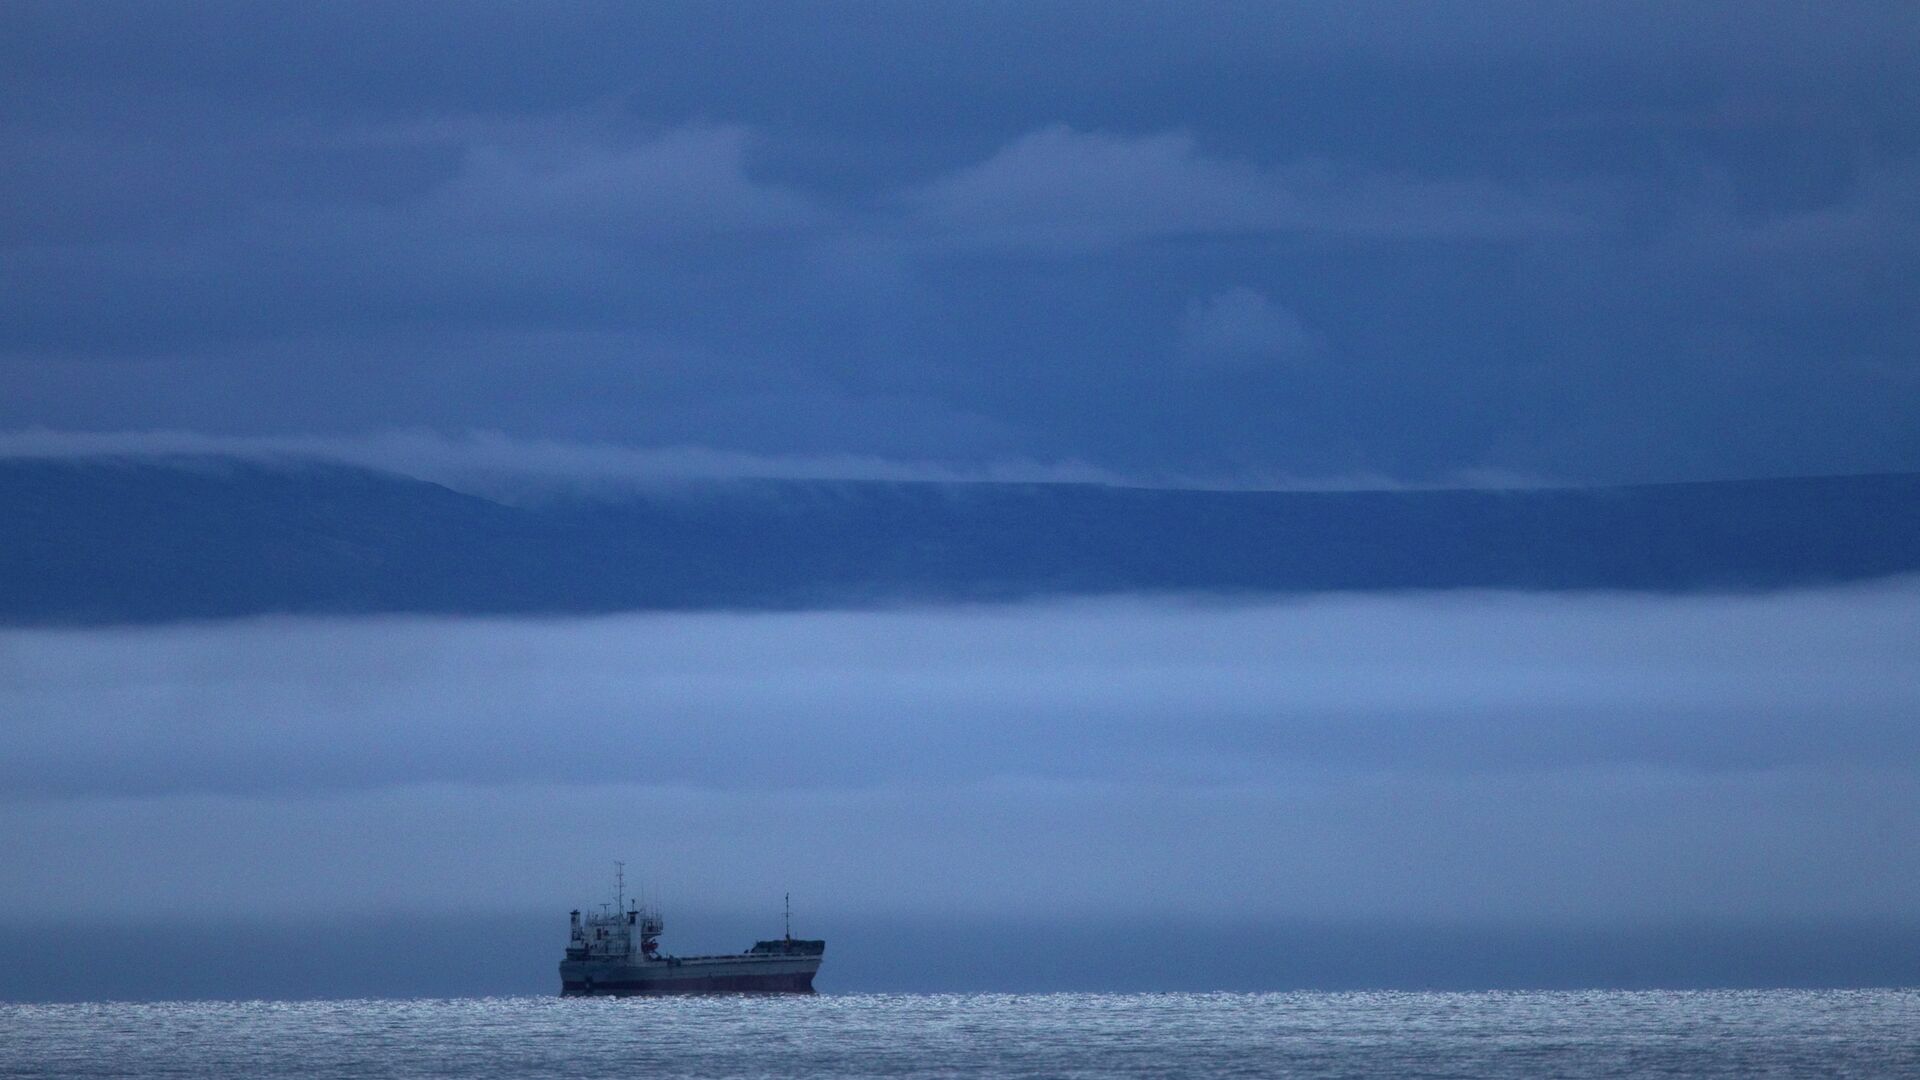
(4, 1, 1917, 483)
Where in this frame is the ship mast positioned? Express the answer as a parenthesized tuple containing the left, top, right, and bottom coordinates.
(784, 892, 791, 942)
(615, 860, 626, 912)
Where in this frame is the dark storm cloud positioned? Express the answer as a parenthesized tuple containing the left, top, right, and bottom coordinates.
(2, 2, 1917, 480)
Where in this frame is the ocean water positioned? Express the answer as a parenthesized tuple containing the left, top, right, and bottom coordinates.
(4, 991, 1917, 1078)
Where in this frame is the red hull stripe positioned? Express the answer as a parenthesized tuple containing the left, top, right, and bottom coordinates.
(562, 972, 816, 995)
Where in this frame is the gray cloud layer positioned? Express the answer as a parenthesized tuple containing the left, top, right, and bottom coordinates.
(7, 587, 1917, 799)
(0, 428, 1525, 493)
(5, 587, 1917, 922)
(3, 3, 1916, 483)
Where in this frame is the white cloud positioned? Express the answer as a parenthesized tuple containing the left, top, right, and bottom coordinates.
(0, 427, 1128, 494)
(425, 124, 827, 238)
(1180, 287, 1324, 366)
(0, 428, 1557, 493)
(901, 125, 1586, 252)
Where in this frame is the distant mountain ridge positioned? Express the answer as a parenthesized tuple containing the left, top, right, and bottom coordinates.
(2, 456, 1917, 625)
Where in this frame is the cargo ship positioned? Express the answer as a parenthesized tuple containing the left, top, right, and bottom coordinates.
(560, 867, 824, 995)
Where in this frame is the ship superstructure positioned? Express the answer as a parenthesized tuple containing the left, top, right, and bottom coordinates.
(559, 866, 824, 995)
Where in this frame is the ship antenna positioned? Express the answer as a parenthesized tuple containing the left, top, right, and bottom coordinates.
(785, 892, 791, 942)
(615, 860, 626, 912)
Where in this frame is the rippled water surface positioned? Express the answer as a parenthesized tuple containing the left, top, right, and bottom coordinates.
(5, 991, 1918, 1078)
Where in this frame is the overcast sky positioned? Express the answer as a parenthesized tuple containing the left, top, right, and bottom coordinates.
(6, 4, 1920, 996)
(4, 1, 1917, 484)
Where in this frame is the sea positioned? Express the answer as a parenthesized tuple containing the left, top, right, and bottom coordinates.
(4, 990, 1917, 1078)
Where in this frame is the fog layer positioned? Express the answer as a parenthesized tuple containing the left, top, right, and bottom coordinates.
(5, 587, 1916, 925)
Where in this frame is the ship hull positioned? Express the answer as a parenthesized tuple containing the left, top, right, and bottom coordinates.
(560, 955, 821, 996)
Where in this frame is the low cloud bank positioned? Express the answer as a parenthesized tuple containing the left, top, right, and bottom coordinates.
(5, 586, 1917, 799)
(0, 428, 1122, 493)
(4, 586, 1916, 926)
(0, 429, 1541, 496)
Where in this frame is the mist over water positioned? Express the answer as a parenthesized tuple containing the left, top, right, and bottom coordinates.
(7, 915, 1920, 1004)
